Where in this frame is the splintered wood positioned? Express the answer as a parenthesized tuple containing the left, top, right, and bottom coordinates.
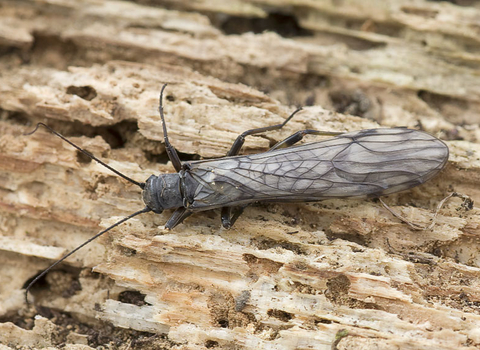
(1, 1, 480, 350)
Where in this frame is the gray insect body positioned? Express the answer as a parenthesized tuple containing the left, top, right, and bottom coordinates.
(25, 85, 449, 301)
(144, 127, 448, 228)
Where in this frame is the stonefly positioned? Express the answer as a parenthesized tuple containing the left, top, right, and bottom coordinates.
(24, 84, 449, 302)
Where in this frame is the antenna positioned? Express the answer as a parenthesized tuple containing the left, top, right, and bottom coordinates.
(25, 207, 151, 303)
(23, 118, 154, 303)
(25, 123, 145, 189)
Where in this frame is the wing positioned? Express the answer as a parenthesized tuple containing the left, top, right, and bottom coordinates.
(183, 128, 449, 210)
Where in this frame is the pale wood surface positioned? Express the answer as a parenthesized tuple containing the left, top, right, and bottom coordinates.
(1, 1, 480, 349)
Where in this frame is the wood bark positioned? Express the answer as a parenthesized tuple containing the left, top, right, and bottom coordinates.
(1, 1, 480, 349)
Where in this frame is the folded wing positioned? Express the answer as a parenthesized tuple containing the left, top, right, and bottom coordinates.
(185, 128, 449, 210)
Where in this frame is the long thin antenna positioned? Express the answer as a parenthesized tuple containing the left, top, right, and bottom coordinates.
(25, 123, 145, 189)
(25, 206, 152, 304)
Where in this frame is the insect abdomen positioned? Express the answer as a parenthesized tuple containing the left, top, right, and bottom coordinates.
(185, 128, 448, 209)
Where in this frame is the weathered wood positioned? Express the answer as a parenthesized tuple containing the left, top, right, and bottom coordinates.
(1, 1, 480, 349)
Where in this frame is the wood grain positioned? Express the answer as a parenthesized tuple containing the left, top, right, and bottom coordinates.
(1, 1, 480, 349)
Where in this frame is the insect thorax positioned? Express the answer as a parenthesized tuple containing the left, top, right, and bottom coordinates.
(143, 174, 184, 213)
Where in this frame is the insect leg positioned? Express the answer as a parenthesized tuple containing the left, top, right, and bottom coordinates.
(159, 84, 182, 172)
(221, 205, 248, 229)
(226, 108, 303, 157)
(269, 129, 343, 151)
(165, 207, 193, 229)
(219, 109, 303, 227)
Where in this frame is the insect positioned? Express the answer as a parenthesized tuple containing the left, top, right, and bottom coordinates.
(24, 84, 449, 302)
